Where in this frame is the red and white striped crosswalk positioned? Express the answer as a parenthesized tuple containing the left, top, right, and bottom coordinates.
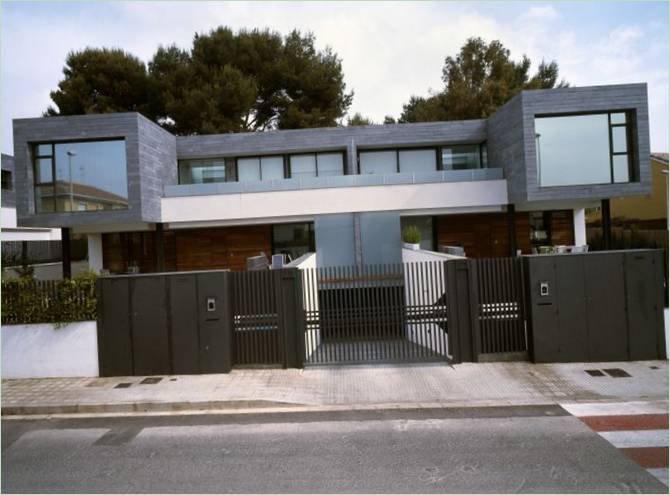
(562, 401, 669, 487)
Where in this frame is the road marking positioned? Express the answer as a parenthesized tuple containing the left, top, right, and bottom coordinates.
(561, 401, 668, 417)
(598, 429, 669, 449)
(579, 414, 668, 432)
(562, 402, 669, 487)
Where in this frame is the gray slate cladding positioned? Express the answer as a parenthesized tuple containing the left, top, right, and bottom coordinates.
(2, 153, 16, 208)
(10, 83, 652, 228)
(13, 113, 175, 227)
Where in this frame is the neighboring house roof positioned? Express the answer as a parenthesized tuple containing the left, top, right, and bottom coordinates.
(651, 152, 669, 165)
(52, 181, 127, 206)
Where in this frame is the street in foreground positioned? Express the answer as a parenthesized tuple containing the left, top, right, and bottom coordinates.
(2, 405, 667, 493)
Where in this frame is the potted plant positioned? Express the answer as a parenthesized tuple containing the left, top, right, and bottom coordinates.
(402, 226, 421, 250)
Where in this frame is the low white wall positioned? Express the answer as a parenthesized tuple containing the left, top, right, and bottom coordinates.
(1, 321, 99, 378)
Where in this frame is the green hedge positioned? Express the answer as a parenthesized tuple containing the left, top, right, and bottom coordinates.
(1, 272, 97, 325)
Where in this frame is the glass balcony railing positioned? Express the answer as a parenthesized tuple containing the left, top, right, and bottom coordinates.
(163, 168, 504, 197)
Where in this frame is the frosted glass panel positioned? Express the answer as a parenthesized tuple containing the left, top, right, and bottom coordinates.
(613, 155, 630, 183)
(315, 214, 356, 267)
(535, 114, 611, 186)
(398, 149, 436, 173)
(317, 153, 344, 176)
(401, 216, 434, 250)
(290, 155, 317, 178)
(260, 156, 284, 180)
(612, 126, 627, 153)
(359, 151, 397, 175)
(237, 158, 260, 182)
(360, 212, 402, 265)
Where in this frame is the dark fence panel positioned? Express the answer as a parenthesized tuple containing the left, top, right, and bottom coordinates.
(473, 257, 527, 359)
(231, 270, 283, 366)
(301, 262, 449, 365)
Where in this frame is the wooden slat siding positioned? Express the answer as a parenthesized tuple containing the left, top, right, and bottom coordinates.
(436, 211, 578, 258)
(550, 210, 575, 246)
(175, 225, 272, 272)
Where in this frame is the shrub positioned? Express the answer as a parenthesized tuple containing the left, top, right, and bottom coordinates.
(402, 226, 421, 244)
(1, 271, 97, 325)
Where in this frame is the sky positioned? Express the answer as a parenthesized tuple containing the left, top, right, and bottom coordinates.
(1, 1, 668, 155)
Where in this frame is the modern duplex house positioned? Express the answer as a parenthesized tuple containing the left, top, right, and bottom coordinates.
(10, 83, 650, 275)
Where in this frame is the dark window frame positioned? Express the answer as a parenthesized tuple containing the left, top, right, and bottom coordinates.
(270, 221, 315, 260)
(534, 109, 636, 188)
(1, 169, 12, 191)
(357, 143, 488, 174)
(287, 151, 346, 178)
(31, 137, 128, 214)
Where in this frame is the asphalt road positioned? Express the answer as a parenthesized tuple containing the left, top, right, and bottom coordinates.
(2, 405, 667, 493)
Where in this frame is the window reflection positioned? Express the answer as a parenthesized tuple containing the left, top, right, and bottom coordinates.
(534, 112, 632, 187)
(33, 139, 128, 213)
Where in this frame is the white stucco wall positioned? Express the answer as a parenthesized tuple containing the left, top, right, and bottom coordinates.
(162, 180, 508, 224)
(87, 233, 103, 272)
(573, 208, 587, 246)
(1, 321, 99, 378)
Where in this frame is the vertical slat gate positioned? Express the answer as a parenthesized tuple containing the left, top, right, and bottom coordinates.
(299, 261, 450, 365)
(473, 257, 527, 359)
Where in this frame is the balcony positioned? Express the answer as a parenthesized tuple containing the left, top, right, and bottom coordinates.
(163, 168, 504, 197)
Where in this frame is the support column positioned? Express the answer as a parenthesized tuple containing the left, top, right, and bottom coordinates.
(61, 227, 71, 279)
(600, 199, 612, 251)
(572, 208, 587, 247)
(601, 199, 612, 250)
(154, 223, 165, 272)
(87, 234, 103, 273)
(507, 204, 517, 256)
(353, 213, 363, 269)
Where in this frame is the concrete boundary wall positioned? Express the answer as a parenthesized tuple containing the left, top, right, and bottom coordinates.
(1, 321, 98, 378)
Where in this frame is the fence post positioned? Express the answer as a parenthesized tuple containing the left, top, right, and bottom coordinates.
(275, 268, 306, 368)
(444, 259, 479, 363)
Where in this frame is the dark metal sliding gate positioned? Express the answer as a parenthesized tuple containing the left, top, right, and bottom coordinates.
(231, 270, 284, 365)
(300, 262, 450, 364)
(473, 257, 527, 360)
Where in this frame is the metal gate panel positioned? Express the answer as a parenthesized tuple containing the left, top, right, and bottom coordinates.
(584, 254, 628, 361)
(231, 270, 283, 366)
(169, 274, 200, 374)
(301, 262, 449, 365)
(130, 276, 171, 376)
(473, 257, 527, 359)
(624, 251, 666, 360)
(96, 277, 133, 377)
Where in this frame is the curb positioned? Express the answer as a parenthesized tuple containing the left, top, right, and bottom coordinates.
(1, 399, 306, 416)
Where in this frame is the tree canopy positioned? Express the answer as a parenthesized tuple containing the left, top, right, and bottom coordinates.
(45, 48, 151, 116)
(399, 37, 567, 123)
(46, 27, 353, 134)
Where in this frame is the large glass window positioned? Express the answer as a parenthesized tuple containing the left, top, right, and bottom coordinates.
(441, 144, 486, 170)
(179, 158, 235, 184)
(316, 153, 344, 176)
(534, 111, 633, 187)
(237, 156, 284, 182)
(359, 151, 397, 175)
(33, 139, 128, 213)
(399, 149, 437, 173)
(289, 155, 317, 179)
(400, 216, 434, 251)
(289, 153, 344, 178)
(272, 222, 315, 262)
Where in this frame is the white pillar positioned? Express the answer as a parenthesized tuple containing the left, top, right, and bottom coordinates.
(573, 208, 587, 247)
(87, 234, 103, 273)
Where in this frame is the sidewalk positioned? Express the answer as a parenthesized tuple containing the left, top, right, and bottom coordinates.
(2, 360, 668, 416)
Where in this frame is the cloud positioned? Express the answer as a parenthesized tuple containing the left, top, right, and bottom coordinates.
(1, 1, 668, 154)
